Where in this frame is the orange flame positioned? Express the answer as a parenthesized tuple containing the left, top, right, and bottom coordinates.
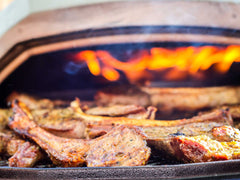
(75, 45, 240, 82)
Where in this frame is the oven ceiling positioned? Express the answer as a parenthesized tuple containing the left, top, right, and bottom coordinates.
(1, 0, 240, 59)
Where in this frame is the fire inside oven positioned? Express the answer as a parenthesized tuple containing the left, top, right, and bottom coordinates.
(1, 25, 240, 179)
(1, 42, 240, 101)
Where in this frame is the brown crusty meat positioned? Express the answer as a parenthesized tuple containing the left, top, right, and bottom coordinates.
(0, 104, 154, 140)
(95, 86, 240, 113)
(7, 92, 69, 109)
(199, 105, 240, 119)
(71, 98, 232, 128)
(9, 101, 88, 167)
(85, 104, 145, 116)
(31, 108, 86, 139)
(0, 130, 44, 167)
(0, 108, 86, 139)
(86, 125, 150, 167)
(8, 141, 43, 167)
(95, 85, 151, 107)
(86, 105, 157, 120)
(9, 100, 151, 167)
(85, 108, 233, 148)
(0, 109, 11, 130)
(169, 126, 240, 163)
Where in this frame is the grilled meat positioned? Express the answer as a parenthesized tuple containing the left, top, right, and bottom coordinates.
(198, 105, 240, 129)
(71, 98, 232, 128)
(73, 98, 233, 158)
(31, 108, 86, 139)
(72, 98, 233, 149)
(199, 105, 240, 120)
(86, 105, 157, 120)
(0, 131, 13, 155)
(0, 109, 11, 130)
(85, 104, 145, 116)
(0, 104, 155, 139)
(9, 100, 150, 167)
(169, 126, 240, 163)
(141, 86, 240, 111)
(0, 130, 44, 167)
(126, 106, 157, 120)
(86, 125, 150, 167)
(9, 101, 88, 167)
(212, 125, 240, 142)
(85, 108, 232, 140)
(217, 105, 240, 120)
(0, 130, 26, 157)
(8, 141, 43, 167)
(96, 86, 240, 113)
(0, 108, 86, 139)
(7, 92, 69, 109)
(95, 85, 150, 107)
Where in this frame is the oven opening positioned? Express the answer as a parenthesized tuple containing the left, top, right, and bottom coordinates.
(1, 25, 240, 177)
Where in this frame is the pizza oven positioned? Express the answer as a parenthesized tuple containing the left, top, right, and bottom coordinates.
(1, 0, 240, 179)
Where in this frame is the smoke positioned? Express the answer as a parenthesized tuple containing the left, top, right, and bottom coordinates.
(64, 61, 87, 75)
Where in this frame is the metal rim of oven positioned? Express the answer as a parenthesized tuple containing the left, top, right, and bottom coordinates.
(1, 25, 240, 84)
(1, 25, 240, 179)
(1, 159, 240, 179)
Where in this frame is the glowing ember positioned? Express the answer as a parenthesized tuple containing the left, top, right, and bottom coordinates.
(74, 45, 240, 82)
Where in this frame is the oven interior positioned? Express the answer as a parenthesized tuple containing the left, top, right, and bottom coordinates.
(1, 42, 240, 104)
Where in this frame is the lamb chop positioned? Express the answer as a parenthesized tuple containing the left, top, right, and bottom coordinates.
(8, 100, 151, 167)
(95, 85, 150, 107)
(95, 85, 240, 114)
(0, 102, 156, 139)
(85, 105, 157, 120)
(70, 99, 239, 164)
(70, 98, 232, 128)
(0, 107, 86, 139)
(70, 99, 233, 154)
(8, 141, 44, 167)
(169, 126, 240, 163)
(0, 130, 44, 167)
(0, 109, 11, 130)
(7, 92, 69, 109)
(86, 108, 232, 139)
(7, 92, 156, 119)
(199, 105, 240, 119)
